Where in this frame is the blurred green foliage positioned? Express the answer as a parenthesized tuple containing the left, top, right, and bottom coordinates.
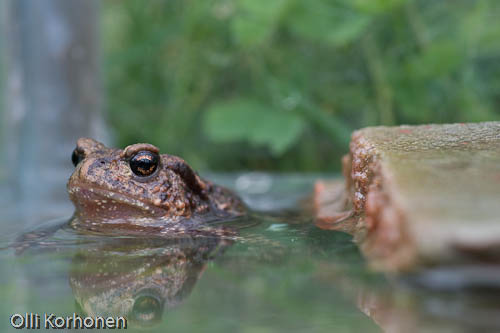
(102, 0, 500, 171)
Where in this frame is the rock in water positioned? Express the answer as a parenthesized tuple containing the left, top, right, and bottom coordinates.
(315, 122, 500, 273)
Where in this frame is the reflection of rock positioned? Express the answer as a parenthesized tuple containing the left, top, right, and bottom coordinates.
(69, 235, 233, 327)
(356, 282, 500, 333)
(316, 260, 500, 333)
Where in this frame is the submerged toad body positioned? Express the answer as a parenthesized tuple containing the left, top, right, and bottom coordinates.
(67, 138, 245, 230)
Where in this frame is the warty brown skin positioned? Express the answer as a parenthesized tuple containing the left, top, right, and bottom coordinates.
(67, 138, 245, 230)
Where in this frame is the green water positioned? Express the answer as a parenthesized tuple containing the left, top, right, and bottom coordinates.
(1, 175, 499, 332)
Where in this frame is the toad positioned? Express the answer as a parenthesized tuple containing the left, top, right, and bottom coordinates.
(67, 138, 245, 231)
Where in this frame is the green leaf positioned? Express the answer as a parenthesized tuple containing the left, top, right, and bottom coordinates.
(231, 16, 273, 47)
(351, 0, 408, 14)
(231, 0, 287, 47)
(204, 99, 305, 155)
(461, 0, 500, 55)
(405, 41, 465, 80)
(287, 1, 371, 46)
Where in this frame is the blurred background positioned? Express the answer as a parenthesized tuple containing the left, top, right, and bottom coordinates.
(101, 0, 500, 171)
(2, 0, 500, 178)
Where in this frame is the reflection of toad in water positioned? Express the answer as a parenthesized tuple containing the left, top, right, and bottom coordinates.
(69, 234, 233, 327)
(12, 138, 244, 328)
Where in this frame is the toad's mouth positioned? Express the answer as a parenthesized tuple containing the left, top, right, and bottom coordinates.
(67, 183, 169, 219)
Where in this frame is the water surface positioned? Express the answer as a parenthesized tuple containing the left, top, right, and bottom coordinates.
(1, 174, 499, 332)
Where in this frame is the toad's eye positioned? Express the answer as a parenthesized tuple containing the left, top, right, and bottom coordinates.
(132, 295, 162, 324)
(130, 151, 159, 177)
(71, 148, 84, 167)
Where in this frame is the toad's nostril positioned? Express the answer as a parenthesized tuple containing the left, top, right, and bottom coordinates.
(72, 148, 85, 167)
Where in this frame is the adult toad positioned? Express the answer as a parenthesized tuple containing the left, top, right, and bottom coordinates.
(67, 138, 245, 231)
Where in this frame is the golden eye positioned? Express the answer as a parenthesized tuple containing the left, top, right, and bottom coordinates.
(130, 151, 159, 177)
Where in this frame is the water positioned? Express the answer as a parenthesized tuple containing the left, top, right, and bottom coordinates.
(1, 174, 499, 332)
